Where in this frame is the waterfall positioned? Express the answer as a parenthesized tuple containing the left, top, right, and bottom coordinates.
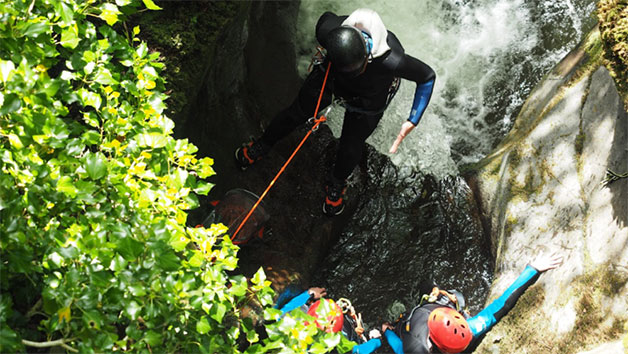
(295, 0, 597, 178)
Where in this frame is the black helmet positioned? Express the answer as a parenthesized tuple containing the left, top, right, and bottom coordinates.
(325, 26, 368, 76)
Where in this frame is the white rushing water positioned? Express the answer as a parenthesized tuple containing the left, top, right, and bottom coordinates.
(295, 0, 596, 179)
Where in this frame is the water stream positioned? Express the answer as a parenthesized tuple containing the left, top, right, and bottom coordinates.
(293, 0, 597, 330)
(296, 0, 597, 173)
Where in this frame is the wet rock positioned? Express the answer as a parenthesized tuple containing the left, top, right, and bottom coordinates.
(467, 27, 628, 353)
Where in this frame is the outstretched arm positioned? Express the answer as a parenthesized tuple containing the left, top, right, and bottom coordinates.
(389, 55, 436, 153)
(467, 253, 562, 337)
(278, 287, 327, 315)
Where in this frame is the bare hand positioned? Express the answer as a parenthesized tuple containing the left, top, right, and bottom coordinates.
(389, 121, 416, 154)
(529, 252, 563, 272)
(369, 329, 382, 339)
(308, 287, 327, 300)
(381, 322, 394, 333)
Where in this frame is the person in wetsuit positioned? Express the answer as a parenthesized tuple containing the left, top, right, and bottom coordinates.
(379, 252, 563, 353)
(276, 286, 385, 354)
(235, 8, 436, 216)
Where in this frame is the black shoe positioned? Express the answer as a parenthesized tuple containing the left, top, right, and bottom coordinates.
(235, 139, 269, 170)
(323, 179, 346, 216)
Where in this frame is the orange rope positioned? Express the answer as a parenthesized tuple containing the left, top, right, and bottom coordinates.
(231, 62, 332, 241)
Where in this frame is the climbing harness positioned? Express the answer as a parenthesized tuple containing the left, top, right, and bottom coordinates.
(336, 298, 367, 342)
(602, 169, 628, 187)
(334, 76, 400, 115)
(231, 62, 332, 241)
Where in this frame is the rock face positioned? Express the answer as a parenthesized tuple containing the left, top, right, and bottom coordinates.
(467, 28, 628, 353)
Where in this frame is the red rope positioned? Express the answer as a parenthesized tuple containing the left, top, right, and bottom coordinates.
(231, 62, 331, 241)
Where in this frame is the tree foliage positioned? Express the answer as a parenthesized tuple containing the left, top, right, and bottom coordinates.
(0, 0, 353, 352)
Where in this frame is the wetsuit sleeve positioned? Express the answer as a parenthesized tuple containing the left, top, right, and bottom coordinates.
(351, 338, 381, 354)
(383, 329, 404, 354)
(395, 55, 436, 125)
(315, 12, 348, 48)
(467, 265, 541, 337)
(278, 291, 311, 316)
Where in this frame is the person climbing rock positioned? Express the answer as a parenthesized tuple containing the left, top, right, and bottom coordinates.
(276, 286, 385, 353)
(379, 252, 563, 353)
(235, 8, 436, 216)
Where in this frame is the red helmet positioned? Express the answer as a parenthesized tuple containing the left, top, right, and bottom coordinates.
(306, 299, 344, 333)
(427, 307, 472, 353)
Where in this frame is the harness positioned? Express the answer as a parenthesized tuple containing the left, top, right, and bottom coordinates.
(336, 298, 367, 344)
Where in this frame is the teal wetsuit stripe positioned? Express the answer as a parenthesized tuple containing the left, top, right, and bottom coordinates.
(468, 265, 539, 336)
(408, 78, 434, 125)
(384, 329, 404, 354)
(352, 338, 381, 353)
(279, 291, 310, 315)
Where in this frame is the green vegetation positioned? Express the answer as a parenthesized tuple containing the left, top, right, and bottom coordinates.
(597, 0, 628, 107)
(0, 1, 353, 352)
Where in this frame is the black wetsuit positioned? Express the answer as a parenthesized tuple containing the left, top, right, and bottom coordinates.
(260, 11, 436, 181)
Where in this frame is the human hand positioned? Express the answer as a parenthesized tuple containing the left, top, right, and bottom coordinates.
(369, 329, 382, 339)
(529, 252, 563, 272)
(308, 287, 327, 300)
(381, 322, 394, 333)
(389, 121, 416, 154)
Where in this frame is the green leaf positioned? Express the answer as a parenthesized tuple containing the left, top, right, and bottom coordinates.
(81, 130, 101, 145)
(55, 1, 74, 25)
(194, 182, 213, 196)
(136, 133, 167, 148)
(84, 152, 107, 180)
(115, 236, 143, 261)
(0, 325, 22, 353)
(56, 176, 77, 197)
(100, 3, 120, 26)
(229, 275, 248, 297)
(188, 250, 204, 267)
(0, 93, 21, 115)
(196, 317, 210, 335)
(23, 22, 48, 37)
(129, 284, 147, 297)
(143, 330, 162, 346)
(156, 250, 180, 271)
(336, 334, 357, 353)
(323, 332, 341, 349)
(7, 134, 23, 149)
(125, 300, 141, 320)
(251, 267, 266, 286)
(60, 24, 79, 49)
(0, 60, 15, 83)
(94, 67, 116, 85)
(79, 88, 102, 110)
(142, 0, 162, 10)
(210, 303, 226, 323)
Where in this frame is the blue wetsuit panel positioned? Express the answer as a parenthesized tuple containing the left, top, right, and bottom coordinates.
(352, 338, 381, 354)
(468, 265, 540, 336)
(384, 329, 405, 354)
(408, 78, 435, 126)
(279, 291, 311, 316)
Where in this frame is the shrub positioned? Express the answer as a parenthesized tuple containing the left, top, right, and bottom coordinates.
(0, 0, 353, 352)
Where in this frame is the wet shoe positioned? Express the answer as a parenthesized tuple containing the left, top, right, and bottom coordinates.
(235, 139, 269, 170)
(323, 179, 346, 216)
